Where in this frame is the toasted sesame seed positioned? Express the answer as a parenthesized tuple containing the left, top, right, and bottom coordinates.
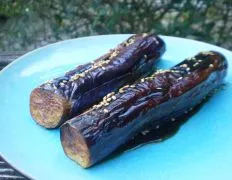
(110, 51, 118, 58)
(127, 38, 135, 46)
(141, 130, 150, 135)
(142, 33, 148, 37)
(189, 107, 193, 111)
(104, 109, 109, 113)
(180, 64, 188, 68)
(107, 98, 112, 102)
(186, 67, 190, 71)
(104, 102, 109, 106)
(102, 67, 106, 70)
(171, 118, 176, 121)
(156, 125, 160, 129)
(79, 73, 85, 77)
(209, 64, 214, 68)
(193, 63, 199, 67)
(156, 87, 162, 90)
(60, 82, 65, 87)
(106, 92, 113, 98)
(130, 85, 136, 88)
(97, 104, 102, 108)
(119, 89, 124, 93)
(184, 111, 188, 114)
(112, 95, 116, 100)
(201, 51, 214, 55)
(141, 78, 145, 82)
(123, 85, 129, 88)
(144, 54, 147, 59)
(178, 77, 183, 80)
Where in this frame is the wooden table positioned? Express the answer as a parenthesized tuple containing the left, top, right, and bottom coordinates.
(0, 52, 29, 179)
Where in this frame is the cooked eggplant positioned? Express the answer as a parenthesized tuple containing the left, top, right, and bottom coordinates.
(60, 51, 228, 168)
(30, 34, 165, 128)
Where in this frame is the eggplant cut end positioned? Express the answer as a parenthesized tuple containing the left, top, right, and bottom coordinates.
(30, 88, 71, 128)
(61, 122, 91, 168)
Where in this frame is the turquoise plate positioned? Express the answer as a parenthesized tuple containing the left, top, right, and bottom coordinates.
(0, 35, 232, 180)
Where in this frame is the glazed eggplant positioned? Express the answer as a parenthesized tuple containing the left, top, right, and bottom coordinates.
(30, 34, 165, 128)
(61, 51, 227, 168)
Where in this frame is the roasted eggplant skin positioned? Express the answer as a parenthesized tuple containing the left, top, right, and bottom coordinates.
(61, 51, 228, 168)
(30, 34, 166, 128)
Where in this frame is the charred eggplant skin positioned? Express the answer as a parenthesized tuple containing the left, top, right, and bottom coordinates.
(30, 34, 166, 128)
(61, 51, 228, 168)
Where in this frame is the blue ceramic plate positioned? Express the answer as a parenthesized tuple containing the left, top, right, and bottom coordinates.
(0, 35, 232, 180)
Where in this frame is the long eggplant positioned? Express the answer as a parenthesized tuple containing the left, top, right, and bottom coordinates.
(30, 34, 165, 128)
(61, 51, 228, 168)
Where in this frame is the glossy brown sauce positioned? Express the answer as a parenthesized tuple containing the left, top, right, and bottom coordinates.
(117, 102, 203, 153)
(101, 86, 225, 165)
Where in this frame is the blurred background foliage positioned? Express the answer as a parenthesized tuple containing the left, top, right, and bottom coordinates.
(0, 0, 231, 51)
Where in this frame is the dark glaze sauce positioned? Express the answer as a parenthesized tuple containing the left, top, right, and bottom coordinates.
(118, 97, 206, 152)
(105, 85, 225, 162)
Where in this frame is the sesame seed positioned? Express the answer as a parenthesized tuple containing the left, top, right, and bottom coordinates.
(181, 64, 188, 68)
(193, 63, 199, 67)
(106, 92, 114, 97)
(209, 64, 214, 68)
(107, 98, 112, 102)
(141, 130, 150, 135)
(102, 67, 106, 70)
(144, 54, 147, 59)
(104, 102, 109, 106)
(171, 118, 176, 121)
(190, 107, 193, 111)
(104, 109, 109, 113)
(123, 85, 129, 88)
(112, 95, 116, 100)
(127, 38, 135, 45)
(201, 51, 214, 55)
(110, 51, 118, 58)
(79, 73, 85, 77)
(60, 82, 65, 87)
(142, 33, 148, 37)
(186, 67, 190, 71)
(184, 111, 188, 114)
(156, 125, 160, 129)
(141, 78, 145, 82)
(156, 87, 162, 89)
(178, 77, 183, 80)
(130, 85, 136, 88)
(119, 89, 124, 93)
